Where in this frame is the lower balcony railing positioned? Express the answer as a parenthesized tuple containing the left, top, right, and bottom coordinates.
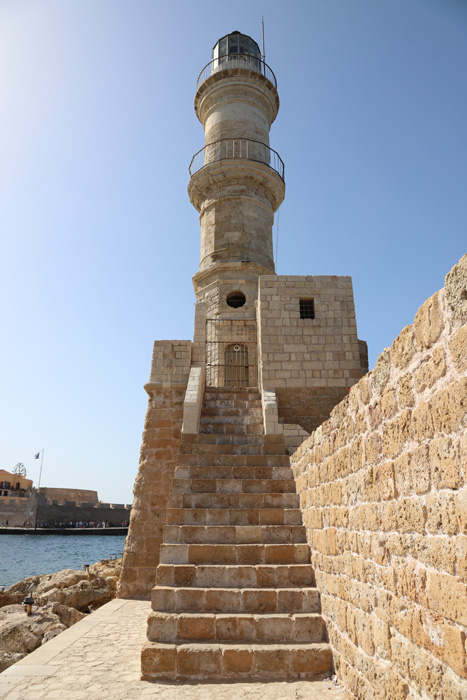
(189, 139, 285, 181)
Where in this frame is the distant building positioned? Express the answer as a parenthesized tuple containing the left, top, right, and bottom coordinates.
(0, 469, 33, 497)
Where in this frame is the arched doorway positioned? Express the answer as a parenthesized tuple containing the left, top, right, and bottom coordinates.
(224, 343, 249, 388)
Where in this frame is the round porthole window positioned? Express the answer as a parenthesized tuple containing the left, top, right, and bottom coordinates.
(226, 292, 246, 308)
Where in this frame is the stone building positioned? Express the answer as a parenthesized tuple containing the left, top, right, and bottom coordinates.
(119, 31, 367, 681)
(0, 469, 32, 497)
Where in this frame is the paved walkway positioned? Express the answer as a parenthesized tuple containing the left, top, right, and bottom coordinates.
(0, 599, 347, 700)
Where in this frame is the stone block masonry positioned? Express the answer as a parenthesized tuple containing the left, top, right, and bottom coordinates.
(118, 341, 191, 599)
(258, 275, 365, 433)
(290, 254, 467, 700)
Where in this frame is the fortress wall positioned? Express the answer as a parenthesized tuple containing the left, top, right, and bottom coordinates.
(291, 254, 467, 700)
(39, 488, 98, 505)
(0, 493, 36, 527)
(35, 503, 130, 525)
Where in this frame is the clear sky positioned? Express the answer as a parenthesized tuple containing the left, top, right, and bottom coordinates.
(1, 0, 466, 504)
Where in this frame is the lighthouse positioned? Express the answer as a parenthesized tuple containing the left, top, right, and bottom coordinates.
(118, 31, 367, 680)
(188, 31, 285, 390)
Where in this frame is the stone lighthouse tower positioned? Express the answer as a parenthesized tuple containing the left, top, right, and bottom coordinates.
(119, 30, 367, 681)
(188, 31, 285, 390)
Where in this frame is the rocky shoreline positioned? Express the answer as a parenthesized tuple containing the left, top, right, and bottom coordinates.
(0, 558, 121, 672)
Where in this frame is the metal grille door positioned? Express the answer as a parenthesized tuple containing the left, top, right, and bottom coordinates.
(225, 344, 249, 388)
(206, 319, 257, 388)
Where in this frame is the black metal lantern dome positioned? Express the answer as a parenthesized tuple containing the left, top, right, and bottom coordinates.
(212, 31, 261, 63)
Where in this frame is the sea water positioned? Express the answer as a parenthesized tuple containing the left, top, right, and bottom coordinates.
(0, 534, 126, 588)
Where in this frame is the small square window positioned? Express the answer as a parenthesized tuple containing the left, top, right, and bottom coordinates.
(300, 298, 315, 319)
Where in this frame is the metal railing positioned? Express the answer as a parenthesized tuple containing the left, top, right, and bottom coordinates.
(205, 319, 258, 389)
(197, 54, 277, 91)
(189, 138, 285, 181)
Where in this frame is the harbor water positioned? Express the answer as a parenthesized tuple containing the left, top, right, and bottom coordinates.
(0, 534, 126, 588)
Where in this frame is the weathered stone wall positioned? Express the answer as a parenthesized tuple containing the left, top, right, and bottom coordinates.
(258, 275, 364, 432)
(291, 254, 467, 700)
(118, 340, 191, 600)
(118, 386, 185, 599)
(193, 262, 267, 318)
(275, 386, 350, 435)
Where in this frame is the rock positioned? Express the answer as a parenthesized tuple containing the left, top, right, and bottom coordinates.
(89, 558, 122, 581)
(0, 575, 42, 608)
(49, 602, 86, 627)
(0, 650, 24, 672)
(41, 625, 66, 644)
(0, 557, 122, 671)
(36, 575, 114, 612)
(0, 604, 64, 671)
(35, 569, 88, 595)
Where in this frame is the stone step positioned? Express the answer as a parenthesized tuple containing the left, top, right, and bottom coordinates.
(147, 611, 326, 644)
(179, 443, 287, 456)
(199, 417, 263, 429)
(203, 388, 261, 398)
(156, 564, 315, 589)
(172, 478, 296, 494)
(177, 454, 291, 467)
(181, 433, 269, 446)
(202, 396, 262, 406)
(199, 422, 263, 435)
(159, 543, 309, 565)
(166, 507, 302, 526)
(173, 466, 293, 481)
(163, 524, 306, 545)
(151, 586, 320, 614)
(203, 392, 261, 408)
(141, 641, 332, 681)
(202, 396, 262, 407)
(201, 402, 262, 412)
(168, 492, 301, 510)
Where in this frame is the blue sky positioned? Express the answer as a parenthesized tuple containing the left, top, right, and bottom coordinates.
(1, 0, 466, 504)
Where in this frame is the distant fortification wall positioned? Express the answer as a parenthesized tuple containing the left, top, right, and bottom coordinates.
(291, 254, 467, 699)
(39, 487, 98, 505)
(0, 489, 131, 527)
(0, 492, 37, 526)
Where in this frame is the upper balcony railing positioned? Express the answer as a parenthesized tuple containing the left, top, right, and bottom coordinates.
(189, 138, 285, 181)
(196, 54, 277, 91)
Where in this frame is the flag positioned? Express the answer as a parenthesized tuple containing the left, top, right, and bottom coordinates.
(34, 453, 40, 459)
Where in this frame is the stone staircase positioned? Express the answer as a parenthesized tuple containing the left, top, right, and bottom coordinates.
(141, 388, 332, 681)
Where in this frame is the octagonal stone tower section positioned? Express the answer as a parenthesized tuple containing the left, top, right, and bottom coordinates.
(189, 31, 285, 322)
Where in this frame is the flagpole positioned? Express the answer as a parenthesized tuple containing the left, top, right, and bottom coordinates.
(34, 448, 45, 531)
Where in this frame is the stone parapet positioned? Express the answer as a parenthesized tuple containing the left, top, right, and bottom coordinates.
(144, 340, 192, 392)
(192, 301, 207, 366)
(290, 254, 467, 700)
(182, 366, 205, 434)
(261, 388, 283, 435)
